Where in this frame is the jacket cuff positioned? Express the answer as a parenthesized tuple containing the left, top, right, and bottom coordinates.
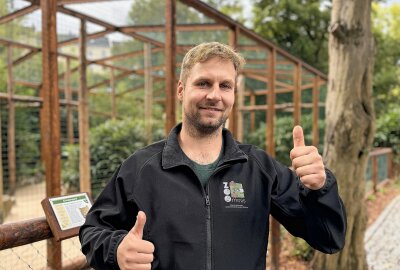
(108, 233, 128, 270)
(298, 168, 335, 198)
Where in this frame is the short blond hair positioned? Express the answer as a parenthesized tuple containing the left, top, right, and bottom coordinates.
(179, 42, 246, 85)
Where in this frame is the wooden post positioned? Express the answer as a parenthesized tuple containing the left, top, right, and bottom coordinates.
(6, 45, 16, 196)
(65, 58, 74, 144)
(78, 19, 91, 194)
(111, 68, 116, 120)
(250, 93, 255, 132)
(312, 76, 320, 147)
(144, 43, 153, 143)
(236, 75, 245, 142)
(40, 0, 62, 268)
(267, 48, 280, 270)
(228, 26, 239, 137)
(294, 62, 302, 126)
(266, 48, 276, 156)
(165, 0, 176, 134)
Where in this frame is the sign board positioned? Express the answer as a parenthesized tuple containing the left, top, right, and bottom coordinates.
(41, 192, 92, 241)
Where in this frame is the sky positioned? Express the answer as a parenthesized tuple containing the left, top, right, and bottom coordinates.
(10, 0, 400, 39)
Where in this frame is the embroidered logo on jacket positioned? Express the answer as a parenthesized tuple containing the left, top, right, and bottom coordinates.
(223, 181, 248, 209)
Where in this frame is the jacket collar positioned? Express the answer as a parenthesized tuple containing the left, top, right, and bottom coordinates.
(162, 123, 248, 169)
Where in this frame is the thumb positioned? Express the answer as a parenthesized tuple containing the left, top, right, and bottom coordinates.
(293, 125, 305, 147)
(130, 211, 146, 239)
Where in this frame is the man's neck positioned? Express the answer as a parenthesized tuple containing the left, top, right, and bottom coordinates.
(178, 123, 223, 165)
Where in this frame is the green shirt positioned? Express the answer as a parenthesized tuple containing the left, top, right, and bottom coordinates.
(190, 143, 224, 187)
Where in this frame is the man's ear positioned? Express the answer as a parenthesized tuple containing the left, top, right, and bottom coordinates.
(177, 81, 184, 101)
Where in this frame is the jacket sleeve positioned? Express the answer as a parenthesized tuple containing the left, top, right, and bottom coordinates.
(270, 162, 347, 254)
(79, 166, 138, 270)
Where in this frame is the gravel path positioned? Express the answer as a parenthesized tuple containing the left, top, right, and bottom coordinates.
(365, 195, 400, 270)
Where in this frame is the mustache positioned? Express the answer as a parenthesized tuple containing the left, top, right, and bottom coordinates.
(198, 101, 224, 110)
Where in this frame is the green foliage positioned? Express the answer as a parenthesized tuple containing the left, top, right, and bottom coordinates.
(245, 115, 325, 166)
(62, 118, 165, 198)
(292, 237, 314, 261)
(372, 3, 400, 117)
(374, 105, 400, 165)
(252, 0, 330, 72)
(62, 144, 80, 193)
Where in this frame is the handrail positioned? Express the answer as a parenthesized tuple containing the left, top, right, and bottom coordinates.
(0, 217, 52, 250)
(0, 217, 90, 269)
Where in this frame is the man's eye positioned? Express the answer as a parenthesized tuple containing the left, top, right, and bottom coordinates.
(197, 81, 210, 88)
(221, 84, 232, 90)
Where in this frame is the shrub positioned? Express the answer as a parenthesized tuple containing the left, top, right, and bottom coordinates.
(62, 118, 164, 198)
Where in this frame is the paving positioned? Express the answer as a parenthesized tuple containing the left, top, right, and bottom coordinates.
(365, 195, 400, 270)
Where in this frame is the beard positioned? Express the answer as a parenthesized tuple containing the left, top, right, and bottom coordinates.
(184, 104, 229, 136)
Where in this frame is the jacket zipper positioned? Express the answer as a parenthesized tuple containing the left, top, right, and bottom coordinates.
(205, 191, 212, 270)
(204, 164, 232, 270)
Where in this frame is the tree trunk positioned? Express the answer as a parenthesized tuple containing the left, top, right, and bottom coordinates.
(311, 1, 375, 270)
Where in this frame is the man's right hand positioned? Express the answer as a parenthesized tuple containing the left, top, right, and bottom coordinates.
(117, 211, 155, 270)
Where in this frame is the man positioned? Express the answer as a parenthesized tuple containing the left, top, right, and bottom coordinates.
(80, 42, 346, 270)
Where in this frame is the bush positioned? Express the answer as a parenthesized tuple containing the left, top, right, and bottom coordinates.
(245, 115, 325, 166)
(374, 105, 400, 165)
(62, 118, 164, 198)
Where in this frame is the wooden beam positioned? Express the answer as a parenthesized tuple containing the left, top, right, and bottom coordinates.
(119, 23, 227, 33)
(268, 48, 279, 270)
(6, 46, 17, 196)
(0, 5, 39, 25)
(58, 29, 112, 47)
(0, 217, 53, 250)
(228, 26, 238, 137)
(12, 49, 40, 66)
(236, 75, 245, 142)
(144, 43, 153, 143)
(267, 48, 276, 157)
(40, 0, 62, 268)
(312, 76, 320, 147)
(88, 69, 140, 90)
(65, 58, 75, 144)
(165, 0, 176, 134)
(78, 19, 91, 195)
(293, 62, 302, 125)
(111, 68, 116, 120)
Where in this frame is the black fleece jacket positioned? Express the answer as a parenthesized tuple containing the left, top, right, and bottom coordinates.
(79, 124, 346, 270)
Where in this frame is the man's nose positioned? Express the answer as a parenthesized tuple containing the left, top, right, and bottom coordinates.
(206, 84, 222, 101)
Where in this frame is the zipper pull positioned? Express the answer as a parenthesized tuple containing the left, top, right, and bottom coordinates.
(205, 195, 210, 206)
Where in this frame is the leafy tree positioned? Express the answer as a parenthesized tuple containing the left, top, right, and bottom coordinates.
(252, 0, 331, 72)
(371, 3, 400, 168)
(371, 3, 400, 115)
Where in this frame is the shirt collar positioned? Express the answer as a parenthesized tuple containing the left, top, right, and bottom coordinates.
(161, 123, 248, 169)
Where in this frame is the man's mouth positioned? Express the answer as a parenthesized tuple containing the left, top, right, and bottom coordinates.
(200, 107, 223, 112)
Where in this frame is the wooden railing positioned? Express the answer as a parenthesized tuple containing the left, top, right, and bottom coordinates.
(0, 217, 89, 269)
(367, 147, 394, 193)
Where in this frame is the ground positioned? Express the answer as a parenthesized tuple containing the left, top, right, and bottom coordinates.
(273, 178, 400, 270)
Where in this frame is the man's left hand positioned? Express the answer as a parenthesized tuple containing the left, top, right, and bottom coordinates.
(290, 125, 326, 190)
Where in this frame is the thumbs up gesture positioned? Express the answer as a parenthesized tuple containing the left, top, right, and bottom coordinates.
(290, 126, 326, 190)
(117, 211, 155, 270)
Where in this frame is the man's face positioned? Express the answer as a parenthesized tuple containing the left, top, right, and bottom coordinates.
(177, 57, 236, 135)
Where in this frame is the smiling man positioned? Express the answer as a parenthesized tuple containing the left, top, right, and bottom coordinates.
(80, 42, 346, 270)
